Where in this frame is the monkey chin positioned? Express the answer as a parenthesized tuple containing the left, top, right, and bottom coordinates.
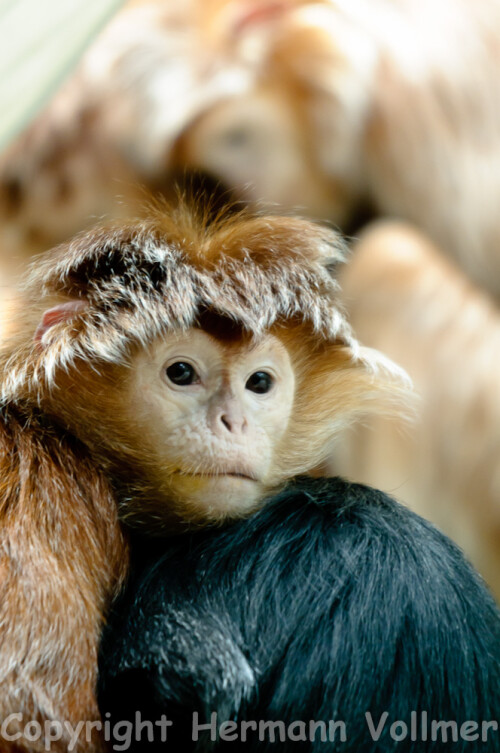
(171, 473, 268, 523)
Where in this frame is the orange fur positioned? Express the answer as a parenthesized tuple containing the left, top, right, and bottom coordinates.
(0, 204, 408, 748)
(334, 221, 500, 600)
(0, 410, 128, 751)
(178, 0, 500, 293)
(2, 0, 500, 298)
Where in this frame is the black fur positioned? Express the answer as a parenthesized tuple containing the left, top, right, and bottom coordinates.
(98, 477, 500, 751)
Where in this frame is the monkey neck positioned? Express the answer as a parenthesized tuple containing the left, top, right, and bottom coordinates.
(0, 403, 128, 730)
(110, 474, 190, 534)
(0, 402, 127, 564)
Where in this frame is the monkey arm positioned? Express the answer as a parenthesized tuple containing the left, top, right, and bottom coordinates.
(99, 598, 256, 731)
(99, 477, 500, 752)
(0, 409, 128, 752)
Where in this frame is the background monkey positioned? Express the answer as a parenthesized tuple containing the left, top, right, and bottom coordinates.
(0, 203, 405, 751)
(175, 0, 500, 295)
(333, 220, 500, 601)
(3, 0, 500, 294)
(1, 0, 499, 287)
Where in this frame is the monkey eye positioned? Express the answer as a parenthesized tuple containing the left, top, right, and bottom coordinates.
(245, 371, 274, 394)
(166, 362, 199, 386)
(223, 127, 251, 149)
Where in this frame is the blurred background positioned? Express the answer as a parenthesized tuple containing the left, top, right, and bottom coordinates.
(1, 0, 500, 599)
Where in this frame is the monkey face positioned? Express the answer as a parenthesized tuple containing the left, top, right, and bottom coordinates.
(124, 327, 295, 521)
(18, 204, 408, 533)
(176, 90, 341, 221)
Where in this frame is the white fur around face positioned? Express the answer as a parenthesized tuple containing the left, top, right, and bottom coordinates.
(126, 327, 295, 515)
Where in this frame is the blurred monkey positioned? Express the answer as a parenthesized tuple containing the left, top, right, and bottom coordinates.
(176, 0, 500, 295)
(333, 221, 500, 599)
(2, 0, 500, 294)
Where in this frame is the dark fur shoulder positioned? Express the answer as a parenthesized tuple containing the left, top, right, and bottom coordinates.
(99, 477, 500, 752)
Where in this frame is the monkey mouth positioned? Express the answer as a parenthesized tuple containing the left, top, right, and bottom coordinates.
(214, 472, 256, 481)
(175, 470, 258, 482)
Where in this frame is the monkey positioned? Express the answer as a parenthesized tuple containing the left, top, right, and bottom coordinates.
(0, 0, 233, 264)
(331, 220, 500, 601)
(0, 202, 407, 751)
(3, 1, 500, 593)
(3, 0, 500, 304)
(3, 0, 500, 297)
(175, 0, 500, 296)
(98, 476, 500, 752)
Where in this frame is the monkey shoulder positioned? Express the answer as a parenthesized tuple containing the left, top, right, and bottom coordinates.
(99, 476, 500, 748)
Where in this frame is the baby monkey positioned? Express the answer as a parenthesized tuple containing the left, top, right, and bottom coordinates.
(0, 203, 405, 751)
(126, 314, 296, 523)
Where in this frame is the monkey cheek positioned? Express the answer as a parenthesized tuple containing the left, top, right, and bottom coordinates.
(171, 475, 266, 521)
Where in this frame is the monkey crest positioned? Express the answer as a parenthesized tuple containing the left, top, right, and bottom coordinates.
(0, 203, 408, 528)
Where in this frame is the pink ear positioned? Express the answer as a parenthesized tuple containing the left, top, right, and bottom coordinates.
(233, 1, 288, 35)
(35, 300, 88, 344)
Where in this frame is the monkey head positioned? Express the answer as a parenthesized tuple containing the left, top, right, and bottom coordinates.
(0, 203, 407, 530)
(171, 1, 376, 225)
(124, 318, 295, 521)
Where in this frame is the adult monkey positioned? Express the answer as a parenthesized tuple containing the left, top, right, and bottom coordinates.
(2, 0, 500, 296)
(99, 477, 500, 752)
(0, 202, 406, 752)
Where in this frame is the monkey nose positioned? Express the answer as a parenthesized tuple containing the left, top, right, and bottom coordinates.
(219, 411, 247, 435)
(221, 414, 232, 432)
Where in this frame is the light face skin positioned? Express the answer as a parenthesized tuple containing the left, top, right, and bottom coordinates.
(178, 92, 339, 221)
(128, 327, 296, 517)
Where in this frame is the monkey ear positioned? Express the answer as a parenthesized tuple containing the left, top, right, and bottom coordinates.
(232, 1, 288, 34)
(35, 300, 88, 344)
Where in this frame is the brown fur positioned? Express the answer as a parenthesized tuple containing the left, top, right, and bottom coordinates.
(177, 0, 500, 294)
(0, 202, 407, 749)
(0, 409, 128, 751)
(3, 0, 500, 301)
(334, 221, 500, 600)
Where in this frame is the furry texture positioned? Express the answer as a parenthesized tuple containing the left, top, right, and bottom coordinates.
(177, 0, 500, 295)
(0, 202, 407, 749)
(1, 204, 354, 401)
(3, 0, 500, 297)
(99, 476, 500, 752)
(0, 203, 409, 527)
(0, 410, 128, 752)
(0, 201, 408, 427)
(334, 220, 500, 601)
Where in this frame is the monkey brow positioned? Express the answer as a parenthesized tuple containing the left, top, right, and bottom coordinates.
(194, 309, 248, 344)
